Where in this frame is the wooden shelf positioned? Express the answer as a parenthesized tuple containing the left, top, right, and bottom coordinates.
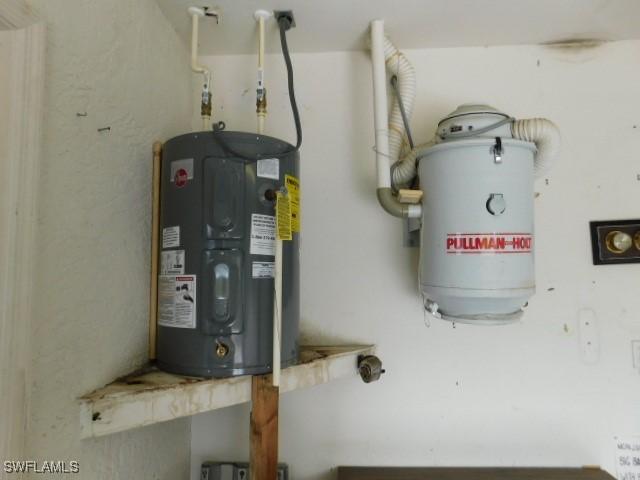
(79, 345, 374, 439)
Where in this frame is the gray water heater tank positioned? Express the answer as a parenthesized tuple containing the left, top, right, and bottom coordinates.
(418, 105, 536, 324)
(156, 131, 300, 377)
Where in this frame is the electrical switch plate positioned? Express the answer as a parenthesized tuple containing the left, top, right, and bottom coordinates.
(201, 462, 288, 480)
(589, 219, 640, 265)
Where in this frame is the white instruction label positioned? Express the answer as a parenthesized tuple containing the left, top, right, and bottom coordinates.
(615, 437, 640, 480)
(161, 250, 185, 275)
(250, 214, 276, 256)
(170, 158, 194, 182)
(162, 226, 180, 248)
(252, 261, 275, 279)
(256, 158, 279, 180)
(158, 275, 196, 329)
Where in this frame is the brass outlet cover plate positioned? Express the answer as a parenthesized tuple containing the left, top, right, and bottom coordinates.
(590, 219, 640, 265)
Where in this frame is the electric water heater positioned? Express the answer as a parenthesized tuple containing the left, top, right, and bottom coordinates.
(156, 131, 300, 377)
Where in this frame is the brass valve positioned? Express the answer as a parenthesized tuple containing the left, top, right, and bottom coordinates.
(256, 88, 267, 115)
(215, 341, 229, 358)
(201, 87, 212, 118)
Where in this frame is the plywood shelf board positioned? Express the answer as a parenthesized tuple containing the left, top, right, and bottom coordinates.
(79, 345, 374, 439)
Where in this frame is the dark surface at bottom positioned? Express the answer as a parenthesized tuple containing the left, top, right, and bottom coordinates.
(337, 468, 616, 480)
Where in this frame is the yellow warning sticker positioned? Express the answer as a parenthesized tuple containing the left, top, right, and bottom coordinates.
(285, 174, 300, 233)
(276, 191, 292, 241)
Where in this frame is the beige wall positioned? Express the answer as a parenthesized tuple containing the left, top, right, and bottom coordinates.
(25, 0, 193, 478)
(191, 41, 640, 479)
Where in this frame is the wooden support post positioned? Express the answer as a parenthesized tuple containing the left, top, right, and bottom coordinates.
(250, 375, 279, 480)
(149, 141, 162, 360)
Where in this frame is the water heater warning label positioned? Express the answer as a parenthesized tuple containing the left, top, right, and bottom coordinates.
(250, 214, 276, 256)
(257, 158, 279, 180)
(160, 250, 185, 274)
(158, 275, 196, 329)
(285, 174, 300, 233)
(446, 233, 533, 254)
(252, 261, 275, 278)
(162, 226, 180, 248)
(276, 192, 292, 241)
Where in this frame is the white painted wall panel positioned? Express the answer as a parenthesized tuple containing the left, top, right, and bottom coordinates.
(190, 41, 640, 480)
(0, 12, 45, 463)
(25, 0, 193, 477)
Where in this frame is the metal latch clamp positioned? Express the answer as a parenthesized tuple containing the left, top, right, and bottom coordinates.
(492, 137, 503, 163)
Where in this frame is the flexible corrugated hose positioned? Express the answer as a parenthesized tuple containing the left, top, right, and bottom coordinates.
(383, 36, 417, 187)
(511, 118, 561, 178)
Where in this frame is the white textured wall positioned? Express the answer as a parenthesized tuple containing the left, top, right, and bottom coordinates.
(191, 40, 640, 479)
(26, 0, 193, 478)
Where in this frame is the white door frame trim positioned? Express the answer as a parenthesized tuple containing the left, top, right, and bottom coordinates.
(0, 0, 45, 462)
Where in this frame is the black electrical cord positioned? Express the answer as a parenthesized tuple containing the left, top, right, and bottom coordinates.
(211, 15, 302, 161)
(278, 16, 302, 151)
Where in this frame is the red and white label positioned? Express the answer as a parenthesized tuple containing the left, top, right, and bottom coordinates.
(170, 158, 193, 188)
(446, 233, 533, 254)
(174, 168, 188, 187)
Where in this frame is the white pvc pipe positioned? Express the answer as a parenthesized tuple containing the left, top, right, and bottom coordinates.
(257, 15, 266, 134)
(189, 7, 211, 131)
(272, 238, 283, 386)
(190, 8, 209, 78)
(371, 20, 391, 189)
(371, 20, 422, 219)
(255, 10, 270, 135)
(258, 16, 265, 72)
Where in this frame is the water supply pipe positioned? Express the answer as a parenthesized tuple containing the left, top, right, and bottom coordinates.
(188, 6, 212, 131)
(255, 9, 271, 134)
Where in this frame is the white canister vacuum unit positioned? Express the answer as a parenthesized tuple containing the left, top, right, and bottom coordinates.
(369, 20, 560, 324)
